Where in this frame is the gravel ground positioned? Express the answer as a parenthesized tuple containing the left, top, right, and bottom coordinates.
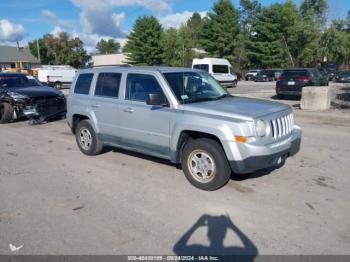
(0, 81, 350, 255)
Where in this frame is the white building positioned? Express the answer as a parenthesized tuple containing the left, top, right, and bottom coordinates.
(90, 53, 128, 67)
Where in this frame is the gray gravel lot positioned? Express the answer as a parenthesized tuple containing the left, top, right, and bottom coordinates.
(1, 81, 350, 255)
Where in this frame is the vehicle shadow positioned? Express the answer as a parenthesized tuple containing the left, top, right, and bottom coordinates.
(230, 166, 280, 181)
(173, 214, 258, 260)
(270, 95, 300, 109)
(105, 146, 179, 168)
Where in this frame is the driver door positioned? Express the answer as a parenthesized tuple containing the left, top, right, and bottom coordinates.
(118, 73, 171, 159)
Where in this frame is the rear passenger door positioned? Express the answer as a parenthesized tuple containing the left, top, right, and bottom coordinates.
(90, 72, 122, 137)
(118, 73, 170, 158)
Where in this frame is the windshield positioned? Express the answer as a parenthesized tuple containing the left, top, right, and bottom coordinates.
(0, 75, 42, 88)
(163, 71, 229, 104)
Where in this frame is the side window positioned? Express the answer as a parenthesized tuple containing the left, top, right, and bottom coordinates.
(126, 74, 164, 102)
(74, 73, 94, 95)
(95, 73, 121, 98)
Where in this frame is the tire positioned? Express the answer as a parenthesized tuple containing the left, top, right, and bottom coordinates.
(75, 120, 103, 156)
(232, 80, 238, 88)
(0, 102, 14, 124)
(181, 138, 231, 191)
(54, 82, 62, 89)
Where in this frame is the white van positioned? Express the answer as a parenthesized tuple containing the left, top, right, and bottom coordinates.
(38, 65, 77, 89)
(192, 58, 238, 88)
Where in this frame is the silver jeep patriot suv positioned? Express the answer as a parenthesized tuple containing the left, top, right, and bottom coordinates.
(67, 67, 302, 191)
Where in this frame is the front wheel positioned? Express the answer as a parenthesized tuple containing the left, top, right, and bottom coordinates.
(0, 102, 14, 124)
(75, 120, 103, 156)
(181, 138, 231, 191)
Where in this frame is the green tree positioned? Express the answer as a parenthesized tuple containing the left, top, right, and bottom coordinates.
(246, 3, 295, 68)
(29, 32, 89, 68)
(186, 12, 204, 48)
(300, 0, 328, 29)
(124, 16, 164, 65)
(96, 39, 121, 54)
(162, 28, 182, 66)
(319, 22, 350, 66)
(201, 0, 240, 64)
(162, 26, 196, 67)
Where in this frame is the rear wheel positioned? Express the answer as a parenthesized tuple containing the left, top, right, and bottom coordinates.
(0, 102, 14, 124)
(181, 138, 231, 191)
(75, 120, 103, 156)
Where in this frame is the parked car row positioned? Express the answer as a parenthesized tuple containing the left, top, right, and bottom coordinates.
(334, 70, 350, 83)
(245, 69, 283, 82)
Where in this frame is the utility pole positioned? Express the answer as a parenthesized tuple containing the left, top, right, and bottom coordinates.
(182, 44, 185, 67)
(36, 40, 41, 63)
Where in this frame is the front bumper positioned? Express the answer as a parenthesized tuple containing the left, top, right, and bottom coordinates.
(228, 128, 302, 174)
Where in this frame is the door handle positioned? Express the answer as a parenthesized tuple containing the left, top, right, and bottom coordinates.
(91, 104, 101, 108)
(123, 107, 134, 113)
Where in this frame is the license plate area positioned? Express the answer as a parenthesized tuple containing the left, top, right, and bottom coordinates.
(288, 81, 295, 85)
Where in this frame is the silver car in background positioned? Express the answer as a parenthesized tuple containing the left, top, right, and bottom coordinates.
(67, 67, 302, 191)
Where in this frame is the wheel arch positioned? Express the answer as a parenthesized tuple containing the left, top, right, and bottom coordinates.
(174, 130, 226, 164)
(71, 114, 90, 134)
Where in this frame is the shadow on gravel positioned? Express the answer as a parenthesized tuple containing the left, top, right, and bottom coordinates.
(231, 166, 280, 181)
(173, 214, 258, 260)
(103, 146, 180, 168)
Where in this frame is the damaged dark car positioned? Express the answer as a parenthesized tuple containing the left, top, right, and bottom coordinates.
(0, 73, 66, 124)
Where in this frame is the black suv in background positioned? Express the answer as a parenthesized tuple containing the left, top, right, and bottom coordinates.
(276, 68, 329, 99)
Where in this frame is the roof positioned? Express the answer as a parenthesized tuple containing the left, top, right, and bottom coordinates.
(193, 57, 231, 65)
(78, 66, 202, 74)
(0, 46, 40, 64)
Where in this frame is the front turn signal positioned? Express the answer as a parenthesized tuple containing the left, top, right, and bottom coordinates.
(235, 136, 247, 143)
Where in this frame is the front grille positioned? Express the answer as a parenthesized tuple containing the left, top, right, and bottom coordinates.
(270, 113, 294, 139)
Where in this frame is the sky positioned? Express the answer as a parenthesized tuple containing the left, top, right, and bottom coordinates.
(0, 0, 347, 52)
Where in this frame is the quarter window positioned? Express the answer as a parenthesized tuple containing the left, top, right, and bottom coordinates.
(95, 73, 121, 98)
(74, 74, 94, 95)
(126, 74, 164, 102)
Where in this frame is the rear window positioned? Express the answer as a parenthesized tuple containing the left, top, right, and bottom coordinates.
(193, 64, 209, 72)
(213, 65, 229, 74)
(95, 73, 121, 98)
(282, 70, 309, 77)
(74, 74, 94, 95)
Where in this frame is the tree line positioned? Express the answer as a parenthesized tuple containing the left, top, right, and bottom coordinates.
(29, 0, 350, 72)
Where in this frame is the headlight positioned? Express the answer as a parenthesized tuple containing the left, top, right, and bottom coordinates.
(7, 92, 29, 101)
(256, 120, 267, 137)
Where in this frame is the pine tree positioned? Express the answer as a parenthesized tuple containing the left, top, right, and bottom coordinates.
(200, 0, 240, 63)
(124, 16, 164, 65)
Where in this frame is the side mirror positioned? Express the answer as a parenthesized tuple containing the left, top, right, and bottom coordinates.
(146, 93, 167, 106)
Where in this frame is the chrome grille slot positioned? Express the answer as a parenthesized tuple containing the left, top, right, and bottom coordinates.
(270, 113, 294, 139)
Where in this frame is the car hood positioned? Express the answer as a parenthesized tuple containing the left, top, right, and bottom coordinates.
(0, 86, 63, 98)
(179, 96, 290, 120)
